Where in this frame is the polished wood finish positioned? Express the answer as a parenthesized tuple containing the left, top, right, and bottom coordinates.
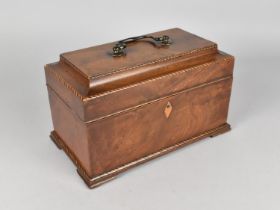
(45, 28, 235, 188)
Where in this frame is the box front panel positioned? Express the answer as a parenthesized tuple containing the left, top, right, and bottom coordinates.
(84, 53, 234, 121)
(87, 77, 232, 176)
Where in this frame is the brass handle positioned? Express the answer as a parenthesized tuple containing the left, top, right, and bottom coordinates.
(112, 35, 172, 57)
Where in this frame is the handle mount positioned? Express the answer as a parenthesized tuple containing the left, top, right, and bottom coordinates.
(112, 35, 172, 57)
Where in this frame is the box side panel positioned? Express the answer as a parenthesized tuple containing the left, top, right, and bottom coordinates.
(87, 77, 232, 177)
(47, 87, 92, 175)
(45, 63, 87, 120)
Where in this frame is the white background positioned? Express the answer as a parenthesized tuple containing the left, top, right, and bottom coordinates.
(1, 0, 280, 209)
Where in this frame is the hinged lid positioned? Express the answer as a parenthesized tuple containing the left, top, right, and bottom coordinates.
(59, 28, 218, 96)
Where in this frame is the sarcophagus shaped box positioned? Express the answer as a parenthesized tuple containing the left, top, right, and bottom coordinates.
(45, 28, 234, 188)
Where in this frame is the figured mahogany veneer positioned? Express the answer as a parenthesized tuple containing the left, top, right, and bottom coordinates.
(45, 28, 234, 188)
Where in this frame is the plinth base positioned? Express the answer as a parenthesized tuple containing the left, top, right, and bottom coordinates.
(50, 123, 231, 189)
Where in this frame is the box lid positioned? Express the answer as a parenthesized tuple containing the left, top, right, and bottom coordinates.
(59, 28, 218, 96)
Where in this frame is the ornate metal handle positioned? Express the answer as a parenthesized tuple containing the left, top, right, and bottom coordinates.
(112, 35, 172, 57)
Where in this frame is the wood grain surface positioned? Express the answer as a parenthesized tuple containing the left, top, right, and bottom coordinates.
(45, 28, 235, 188)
